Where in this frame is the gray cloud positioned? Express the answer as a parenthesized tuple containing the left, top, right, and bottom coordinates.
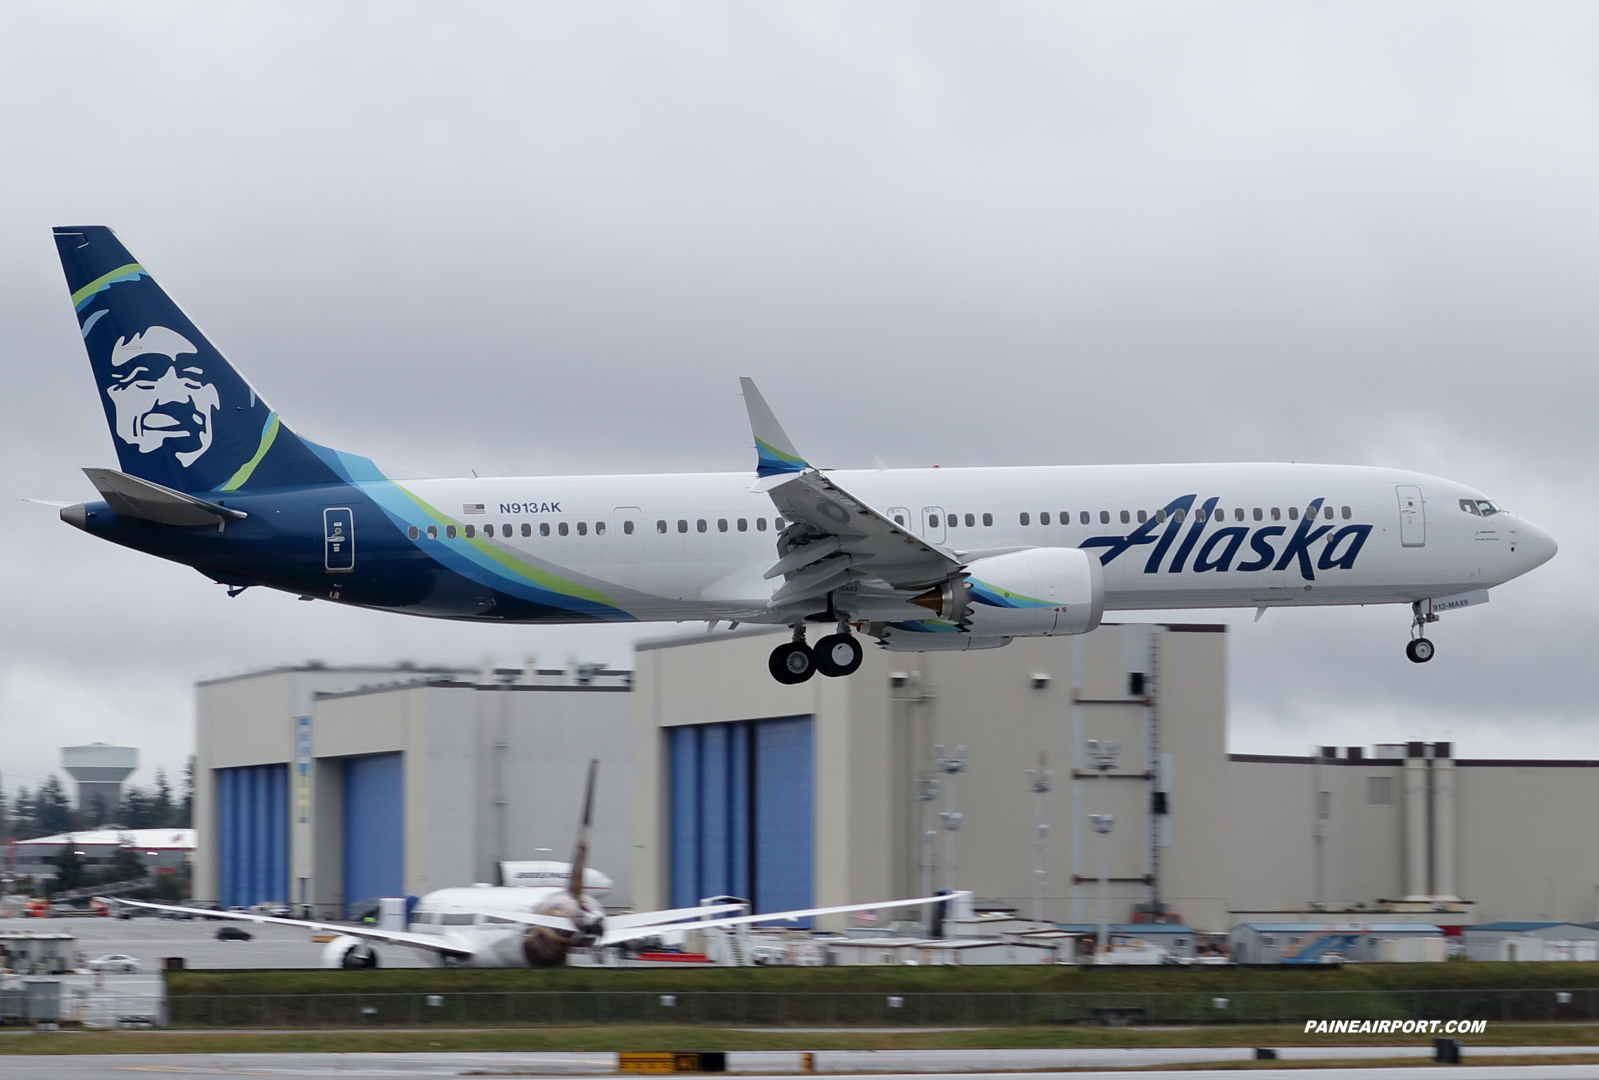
(1, 3, 1593, 790)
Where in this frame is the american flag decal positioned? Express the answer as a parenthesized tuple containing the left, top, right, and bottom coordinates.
(463, 504, 485, 515)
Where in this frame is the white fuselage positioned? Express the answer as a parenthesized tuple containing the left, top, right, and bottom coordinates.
(378, 462, 1555, 622)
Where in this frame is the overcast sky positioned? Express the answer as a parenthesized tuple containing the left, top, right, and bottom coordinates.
(2, 3, 1595, 796)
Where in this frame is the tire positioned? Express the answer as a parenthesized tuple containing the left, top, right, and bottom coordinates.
(769, 642, 817, 684)
(1406, 638, 1435, 664)
(813, 633, 864, 677)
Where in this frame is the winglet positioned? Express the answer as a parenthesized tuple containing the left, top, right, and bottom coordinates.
(739, 378, 809, 478)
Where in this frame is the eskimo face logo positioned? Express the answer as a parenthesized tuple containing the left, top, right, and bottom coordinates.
(105, 326, 220, 467)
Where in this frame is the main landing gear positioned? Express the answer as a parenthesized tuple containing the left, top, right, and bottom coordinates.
(1407, 601, 1438, 664)
(769, 624, 864, 684)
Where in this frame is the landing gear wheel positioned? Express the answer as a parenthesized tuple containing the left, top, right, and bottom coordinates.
(769, 641, 817, 684)
(814, 633, 864, 678)
(1406, 637, 1435, 664)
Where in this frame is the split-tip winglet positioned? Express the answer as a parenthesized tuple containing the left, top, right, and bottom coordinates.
(739, 378, 808, 478)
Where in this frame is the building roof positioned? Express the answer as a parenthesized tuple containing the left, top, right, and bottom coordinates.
(1467, 921, 1596, 933)
(14, 829, 195, 849)
(1055, 923, 1196, 934)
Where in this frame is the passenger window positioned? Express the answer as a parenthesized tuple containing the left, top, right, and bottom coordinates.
(696, 519, 706, 533)
(446, 525, 457, 539)
(408, 526, 419, 540)
(540, 523, 550, 537)
(464, 524, 475, 538)
(623, 521, 634, 535)
(982, 513, 993, 527)
(1173, 510, 1185, 524)
(656, 520, 667, 533)
(576, 522, 587, 536)
(1460, 499, 1481, 516)
(1119, 510, 1130, 524)
(893, 514, 905, 525)
(558, 522, 569, 536)
(717, 519, 727, 533)
(947, 513, 957, 527)
(503, 523, 512, 535)
(1341, 506, 1351, 520)
(677, 520, 688, 533)
(1099, 510, 1110, 524)
(1253, 508, 1263, 521)
(1235, 508, 1244, 522)
(1196, 509, 1207, 523)
(1040, 512, 1050, 525)
(1137, 510, 1147, 523)
(1288, 507, 1298, 520)
(1020, 512, 1030, 526)
(595, 521, 606, 535)
(775, 517, 785, 529)
(427, 525, 437, 539)
(1323, 506, 1333, 520)
(1271, 507, 1281, 521)
(483, 524, 494, 537)
(737, 518, 748, 531)
(965, 513, 975, 527)
(1060, 511, 1069, 524)
(522, 523, 532, 537)
(1080, 511, 1090, 525)
(1156, 509, 1166, 523)
(757, 518, 767, 531)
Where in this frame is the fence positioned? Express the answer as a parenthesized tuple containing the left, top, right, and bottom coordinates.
(167, 988, 1599, 1028)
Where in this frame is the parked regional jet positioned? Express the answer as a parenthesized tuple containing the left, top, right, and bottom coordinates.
(53, 228, 1556, 682)
(125, 762, 960, 967)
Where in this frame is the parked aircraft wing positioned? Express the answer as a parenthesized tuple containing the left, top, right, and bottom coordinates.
(603, 903, 747, 934)
(739, 379, 961, 599)
(117, 898, 571, 958)
(600, 891, 966, 945)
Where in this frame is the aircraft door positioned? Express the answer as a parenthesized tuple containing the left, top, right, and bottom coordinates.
(920, 506, 946, 545)
(1396, 485, 1425, 547)
(324, 507, 354, 572)
(613, 507, 643, 562)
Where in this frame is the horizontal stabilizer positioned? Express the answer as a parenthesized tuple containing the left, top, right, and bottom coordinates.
(83, 467, 247, 526)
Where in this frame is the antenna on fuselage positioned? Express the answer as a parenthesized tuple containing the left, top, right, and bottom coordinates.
(567, 759, 598, 904)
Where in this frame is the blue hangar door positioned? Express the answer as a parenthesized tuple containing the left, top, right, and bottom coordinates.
(669, 716, 813, 917)
(343, 753, 404, 916)
(216, 764, 288, 909)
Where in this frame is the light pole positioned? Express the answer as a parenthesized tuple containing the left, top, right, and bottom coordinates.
(935, 745, 966, 894)
(1025, 752, 1053, 922)
(916, 776, 940, 928)
(1086, 738, 1121, 959)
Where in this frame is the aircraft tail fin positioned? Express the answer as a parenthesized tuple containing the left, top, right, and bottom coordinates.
(566, 759, 598, 904)
(54, 226, 339, 495)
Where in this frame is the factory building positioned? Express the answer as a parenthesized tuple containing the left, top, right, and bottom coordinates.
(193, 662, 633, 917)
(192, 627, 1599, 935)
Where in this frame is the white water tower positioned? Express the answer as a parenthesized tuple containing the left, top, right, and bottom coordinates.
(61, 743, 138, 815)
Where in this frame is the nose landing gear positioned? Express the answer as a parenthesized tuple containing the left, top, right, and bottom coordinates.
(1407, 601, 1438, 664)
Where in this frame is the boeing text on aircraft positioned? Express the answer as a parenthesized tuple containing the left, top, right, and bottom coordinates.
(51, 227, 1557, 681)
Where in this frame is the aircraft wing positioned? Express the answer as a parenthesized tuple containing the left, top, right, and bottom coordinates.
(116, 899, 566, 959)
(600, 892, 959, 946)
(603, 903, 747, 934)
(739, 379, 961, 605)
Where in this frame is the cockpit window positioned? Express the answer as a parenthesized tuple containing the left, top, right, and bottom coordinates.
(1462, 499, 1501, 517)
(1459, 499, 1481, 516)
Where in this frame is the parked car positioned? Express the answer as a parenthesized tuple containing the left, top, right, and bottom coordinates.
(215, 925, 253, 941)
(87, 953, 142, 973)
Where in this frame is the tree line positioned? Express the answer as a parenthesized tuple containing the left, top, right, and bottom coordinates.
(0, 756, 194, 841)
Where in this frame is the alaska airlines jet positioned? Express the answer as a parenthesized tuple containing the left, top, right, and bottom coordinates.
(53, 227, 1557, 683)
(126, 761, 961, 967)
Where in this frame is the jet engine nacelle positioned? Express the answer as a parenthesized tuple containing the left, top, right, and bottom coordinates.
(320, 935, 380, 969)
(915, 547, 1104, 638)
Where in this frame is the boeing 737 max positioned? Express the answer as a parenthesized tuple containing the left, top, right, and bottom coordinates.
(52, 227, 1557, 681)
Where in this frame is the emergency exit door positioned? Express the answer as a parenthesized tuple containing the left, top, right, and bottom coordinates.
(1396, 486, 1425, 548)
(324, 507, 355, 572)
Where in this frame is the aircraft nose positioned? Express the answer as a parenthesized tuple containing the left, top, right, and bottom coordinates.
(1514, 519, 1558, 570)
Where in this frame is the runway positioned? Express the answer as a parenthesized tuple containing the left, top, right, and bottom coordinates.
(1, 1047, 1599, 1078)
